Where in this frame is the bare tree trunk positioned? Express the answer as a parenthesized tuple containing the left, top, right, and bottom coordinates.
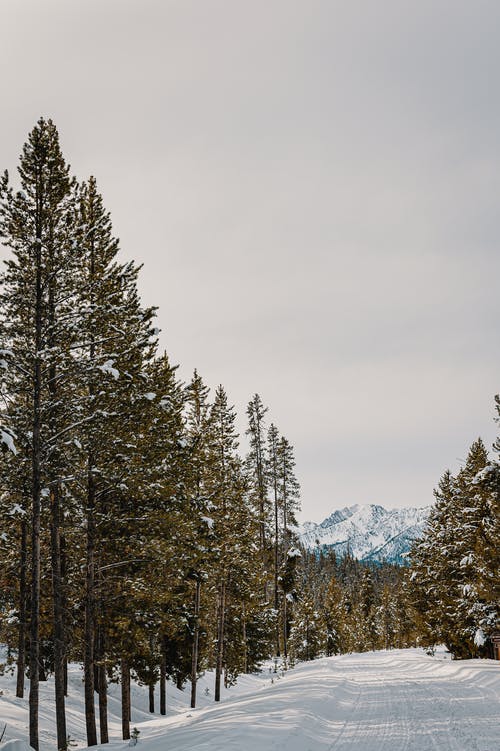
(148, 635, 155, 713)
(61, 536, 68, 698)
(121, 658, 131, 740)
(190, 578, 201, 708)
(242, 605, 248, 674)
(93, 661, 99, 694)
(84, 465, 97, 746)
(214, 579, 226, 702)
(97, 618, 109, 744)
(159, 642, 166, 716)
(283, 595, 288, 661)
(16, 519, 27, 698)
(50, 484, 67, 750)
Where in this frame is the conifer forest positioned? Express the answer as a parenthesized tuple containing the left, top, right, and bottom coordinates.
(0, 121, 499, 751)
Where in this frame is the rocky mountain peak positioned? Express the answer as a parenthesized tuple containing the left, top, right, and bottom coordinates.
(299, 503, 430, 565)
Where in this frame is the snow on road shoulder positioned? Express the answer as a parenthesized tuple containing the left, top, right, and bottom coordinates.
(1, 649, 499, 751)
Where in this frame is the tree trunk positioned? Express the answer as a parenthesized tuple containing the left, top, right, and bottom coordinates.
(190, 578, 201, 708)
(61, 536, 68, 698)
(242, 606, 248, 674)
(148, 635, 155, 712)
(16, 519, 27, 698)
(283, 595, 288, 661)
(50, 484, 68, 751)
(121, 658, 131, 740)
(84, 464, 97, 746)
(214, 579, 226, 702)
(97, 620, 109, 744)
(159, 644, 166, 716)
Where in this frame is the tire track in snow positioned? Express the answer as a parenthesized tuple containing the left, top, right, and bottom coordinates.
(324, 651, 497, 751)
(402, 679, 456, 751)
(401, 658, 497, 751)
(326, 659, 400, 750)
(325, 676, 363, 750)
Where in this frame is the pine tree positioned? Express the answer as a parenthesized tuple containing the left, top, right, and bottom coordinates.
(359, 569, 378, 651)
(245, 395, 269, 578)
(205, 386, 240, 701)
(0, 119, 78, 751)
(266, 423, 281, 655)
(265, 426, 301, 658)
(276, 435, 300, 659)
(411, 469, 457, 649)
(289, 590, 326, 661)
(323, 576, 346, 655)
(183, 370, 213, 708)
(452, 439, 500, 654)
(378, 584, 396, 650)
(411, 435, 499, 657)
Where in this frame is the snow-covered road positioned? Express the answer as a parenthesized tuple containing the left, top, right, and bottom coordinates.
(141, 650, 499, 751)
(1, 649, 498, 751)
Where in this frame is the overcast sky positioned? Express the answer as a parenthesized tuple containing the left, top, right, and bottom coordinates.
(1, 1, 499, 521)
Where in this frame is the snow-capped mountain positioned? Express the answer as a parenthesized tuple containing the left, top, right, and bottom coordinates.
(299, 504, 430, 565)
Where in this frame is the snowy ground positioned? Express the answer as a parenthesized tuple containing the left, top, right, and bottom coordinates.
(0, 649, 499, 751)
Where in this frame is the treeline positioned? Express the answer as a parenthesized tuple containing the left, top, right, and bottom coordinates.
(410, 426, 500, 659)
(0, 120, 303, 751)
(284, 550, 418, 662)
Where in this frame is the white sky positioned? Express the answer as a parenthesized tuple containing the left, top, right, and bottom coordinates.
(1, 0, 499, 521)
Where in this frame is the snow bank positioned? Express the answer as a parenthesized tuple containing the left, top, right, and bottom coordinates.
(1, 740, 33, 751)
(0, 649, 499, 751)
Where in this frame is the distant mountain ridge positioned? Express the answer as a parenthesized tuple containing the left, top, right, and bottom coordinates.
(299, 503, 430, 565)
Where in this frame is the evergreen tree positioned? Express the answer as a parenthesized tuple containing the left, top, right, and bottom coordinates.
(183, 370, 213, 708)
(322, 576, 346, 655)
(276, 435, 300, 658)
(266, 423, 281, 655)
(411, 436, 499, 657)
(245, 395, 269, 580)
(206, 386, 240, 701)
(73, 176, 158, 744)
(359, 569, 378, 651)
(289, 590, 326, 661)
(0, 118, 78, 751)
